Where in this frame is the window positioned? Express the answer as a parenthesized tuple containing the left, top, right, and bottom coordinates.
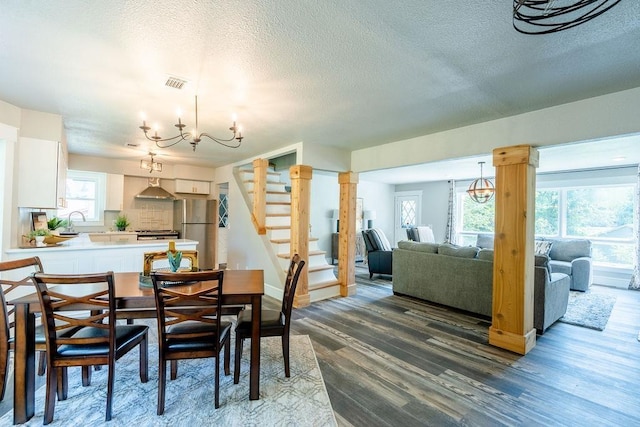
(456, 180, 637, 268)
(57, 170, 106, 226)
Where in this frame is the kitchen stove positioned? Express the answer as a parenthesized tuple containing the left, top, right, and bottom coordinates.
(135, 230, 180, 240)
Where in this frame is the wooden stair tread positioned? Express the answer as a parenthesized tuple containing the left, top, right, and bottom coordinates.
(277, 250, 325, 258)
(266, 225, 290, 230)
(309, 279, 340, 291)
(266, 213, 291, 217)
(307, 265, 335, 272)
(266, 202, 291, 206)
(270, 237, 318, 244)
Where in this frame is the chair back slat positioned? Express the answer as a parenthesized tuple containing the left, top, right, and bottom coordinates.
(0, 257, 43, 342)
(151, 270, 224, 346)
(281, 254, 306, 328)
(32, 272, 116, 354)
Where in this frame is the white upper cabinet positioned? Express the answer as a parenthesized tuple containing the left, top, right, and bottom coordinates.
(17, 137, 67, 208)
(175, 179, 210, 195)
(105, 173, 124, 211)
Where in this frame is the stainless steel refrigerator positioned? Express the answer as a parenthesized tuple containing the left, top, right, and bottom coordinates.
(173, 199, 217, 270)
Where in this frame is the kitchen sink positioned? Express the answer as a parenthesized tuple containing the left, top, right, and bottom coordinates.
(59, 232, 79, 236)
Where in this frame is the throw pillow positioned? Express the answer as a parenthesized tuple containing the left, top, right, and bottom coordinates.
(370, 228, 391, 251)
(534, 240, 553, 256)
(416, 226, 435, 243)
(477, 248, 494, 261)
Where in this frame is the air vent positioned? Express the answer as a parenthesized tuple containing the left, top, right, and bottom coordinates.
(165, 76, 188, 90)
(125, 142, 139, 147)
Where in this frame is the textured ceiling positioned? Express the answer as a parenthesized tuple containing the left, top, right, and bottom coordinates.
(1, 1, 639, 170)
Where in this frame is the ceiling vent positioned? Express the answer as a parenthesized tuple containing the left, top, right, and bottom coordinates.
(165, 76, 188, 90)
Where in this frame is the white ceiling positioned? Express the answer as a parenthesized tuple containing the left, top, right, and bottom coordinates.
(1, 1, 639, 174)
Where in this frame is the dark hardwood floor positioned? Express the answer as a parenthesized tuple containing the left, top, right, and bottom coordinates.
(1, 271, 638, 426)
(289, 270, 640, 426)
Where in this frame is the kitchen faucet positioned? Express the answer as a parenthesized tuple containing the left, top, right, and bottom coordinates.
(67, 211, 86, 232)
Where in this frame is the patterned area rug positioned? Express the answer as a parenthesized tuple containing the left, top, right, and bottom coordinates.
(2, 333, 336, 426)
(559, 291, 617, 331)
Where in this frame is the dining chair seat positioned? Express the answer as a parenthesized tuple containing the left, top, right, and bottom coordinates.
(166, 321, 231, 352)
(57, 325, 149, 357)
(236, 309, 284, 333)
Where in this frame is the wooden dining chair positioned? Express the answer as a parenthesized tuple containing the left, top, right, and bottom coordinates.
(0, 256, 48, 401)
(32, 272, 149, 424)
(143, 249, 199, 276)
(233, 254, 305, 384)
(151, 270, 231, 414)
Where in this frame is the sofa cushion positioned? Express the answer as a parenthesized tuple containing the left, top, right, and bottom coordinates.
(476, 234, 494, 249)
(397, 241, 439, 253)
(549, 259, 572, 276)
(535, 240, 553, 256)
(548, 239, 592, 262)
(477, 248, 494, 261)
(438, 244, 479, 259)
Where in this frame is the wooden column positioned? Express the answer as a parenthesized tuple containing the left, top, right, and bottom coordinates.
(290, 165, 312, 308)
(489, 145, 539, 355)
(251, 159, 267, 235)
(338, 171, 358, 297)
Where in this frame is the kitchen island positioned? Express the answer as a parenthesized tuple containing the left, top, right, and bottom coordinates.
(4, 238, 198, 274)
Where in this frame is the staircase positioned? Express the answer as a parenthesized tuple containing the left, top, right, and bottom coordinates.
(238, 166, 340, 302)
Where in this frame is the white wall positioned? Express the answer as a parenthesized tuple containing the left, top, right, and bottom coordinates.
(395, 180, 450, 243)
(357, 179, 395, 243)
(310, 170, 340, 262)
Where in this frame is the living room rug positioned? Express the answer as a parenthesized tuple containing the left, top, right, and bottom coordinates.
(1, 334, 336, 427)
(559, 291, 617, 331)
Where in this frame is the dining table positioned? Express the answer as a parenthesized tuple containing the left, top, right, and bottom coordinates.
(10, 269, 264, 425)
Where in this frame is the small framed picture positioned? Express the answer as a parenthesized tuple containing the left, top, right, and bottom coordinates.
(31, 212, 48, 231)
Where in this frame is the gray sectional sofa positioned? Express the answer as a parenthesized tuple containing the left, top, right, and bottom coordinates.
(476, 234, 593, 291)
(392, 241, 571, 333)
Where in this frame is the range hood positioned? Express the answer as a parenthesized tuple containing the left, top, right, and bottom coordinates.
(135, 177, 176, 200)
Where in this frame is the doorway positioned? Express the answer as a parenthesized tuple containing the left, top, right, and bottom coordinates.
(394, 191, 422, 245)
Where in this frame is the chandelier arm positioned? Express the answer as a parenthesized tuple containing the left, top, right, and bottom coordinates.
(142, 131, 188, 144)
(154, 137, 188, 149)
(513, 0, 622, 35)
(200, 133, 242, 148)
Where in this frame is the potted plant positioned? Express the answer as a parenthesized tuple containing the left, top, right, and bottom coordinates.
(28, 228, 51, 246)
(47, 216, 68, 233)
(115, 214, 130, 231)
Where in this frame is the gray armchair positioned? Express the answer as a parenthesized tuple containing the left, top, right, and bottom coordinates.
(362, 228, 393, 279)
(547, 239, 593, 291)
(534, 255, 571, 334)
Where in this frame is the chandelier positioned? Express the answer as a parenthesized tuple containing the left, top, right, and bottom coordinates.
(139, 95, 243, 152)
(140, 152, 162, 173)
(513, 0, 622, 35)
(467, 162, 495, 204)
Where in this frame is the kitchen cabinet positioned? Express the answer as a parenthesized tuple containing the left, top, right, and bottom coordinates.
(175, 179, 210, 195)
(105, 173, 124, 211)
(17, 137, 67, 208)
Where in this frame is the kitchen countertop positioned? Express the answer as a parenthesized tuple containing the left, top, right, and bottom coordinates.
(7, 238, 198, 253)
